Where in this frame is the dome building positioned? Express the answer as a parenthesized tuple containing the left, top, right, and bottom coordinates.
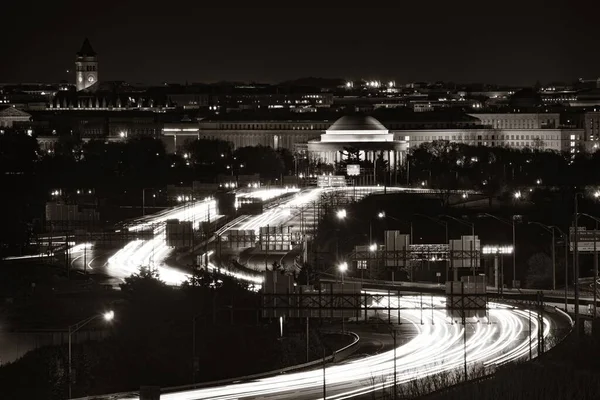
(306, 114, 407, 166)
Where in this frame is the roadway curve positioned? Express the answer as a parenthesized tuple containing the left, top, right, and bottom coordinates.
(112, 295, 561, 400)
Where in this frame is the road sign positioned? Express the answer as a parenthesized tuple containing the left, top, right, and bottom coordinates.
(347, 164, 360, 176)
(569, 228, 600, 252)
(317, 175, 347, 187)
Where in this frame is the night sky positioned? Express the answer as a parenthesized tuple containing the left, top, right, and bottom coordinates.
(1, 1, 597, 86)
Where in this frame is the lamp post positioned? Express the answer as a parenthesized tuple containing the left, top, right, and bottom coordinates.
(377, 211, 412, 280)
(525, 223, 567, 308)
(68, 311, 114, 398)
(527, 222, 556, 290)
(369, 243, 377, 280)
(386, 324, 399, 400)
(338, 261, 348, 285)
(577, 212, 600, 318)
(574, 193, 583, 330)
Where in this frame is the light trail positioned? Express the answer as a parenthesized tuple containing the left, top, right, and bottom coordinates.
(110, 295, 555, 400)
(232, 188, 325, 234)
(107, 188, 296, 285)
(107, 199, 218, 285)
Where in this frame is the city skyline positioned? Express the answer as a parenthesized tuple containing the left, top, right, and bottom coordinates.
(1, 2, 597, 86)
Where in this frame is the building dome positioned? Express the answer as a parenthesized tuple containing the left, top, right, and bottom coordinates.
(327, 115, 387, 132)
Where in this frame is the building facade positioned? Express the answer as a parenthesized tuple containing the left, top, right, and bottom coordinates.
(307, 115, 406, 166)
(0, 107, 31, 128)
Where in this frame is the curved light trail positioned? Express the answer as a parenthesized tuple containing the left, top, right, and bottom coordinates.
(106, 188, 297, 285)
(108, 199, 217, 285)
(111, 295, 556, 400)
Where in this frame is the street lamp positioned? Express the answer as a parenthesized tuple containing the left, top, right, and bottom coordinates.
(514, 191, 522, 199)
(68, 311, 114, 398)
(527, 222, 558, 291)
(336, 209, 347, 220)
(338, 261, 348, 284)
(576, 212, 600, 319)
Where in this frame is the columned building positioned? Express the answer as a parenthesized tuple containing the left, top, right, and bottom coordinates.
(307, 115, 407, 166)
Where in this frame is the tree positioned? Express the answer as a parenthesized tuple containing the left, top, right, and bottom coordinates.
(184, 138, 232, 170)
(276, 148, 295, 175)
(234, 145, 285, 180)
(119, 266, 166, 293)
(525, 252, 553, 289)
(0, 130, 40, 174)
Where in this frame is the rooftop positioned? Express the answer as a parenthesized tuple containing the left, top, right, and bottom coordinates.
(327, 115, 387, 131)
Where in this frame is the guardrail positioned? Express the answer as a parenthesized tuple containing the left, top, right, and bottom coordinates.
(71, 330, 360, 400)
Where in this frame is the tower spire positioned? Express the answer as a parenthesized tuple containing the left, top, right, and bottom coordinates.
(77, 38, 96, 57)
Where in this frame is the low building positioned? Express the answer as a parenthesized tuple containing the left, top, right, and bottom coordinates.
(0, 106, 31, 128)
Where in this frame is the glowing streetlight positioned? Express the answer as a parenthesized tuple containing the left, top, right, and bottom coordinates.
(68, 311, 115, 398)
(377, 211, 386, 219)
(338, 262, 348, 284)
(336, 209, 347, 219)
(594, 191, 600, 199)
(514, 191, 522, 199)
(103, 310, 115, 321)
(369, 243, 377, 252)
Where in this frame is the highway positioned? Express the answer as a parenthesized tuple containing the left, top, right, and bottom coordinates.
(101, 188, 302, 285)
(111, 295, 559, 400)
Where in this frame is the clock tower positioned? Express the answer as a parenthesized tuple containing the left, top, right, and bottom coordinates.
(75, 38, 98, 91)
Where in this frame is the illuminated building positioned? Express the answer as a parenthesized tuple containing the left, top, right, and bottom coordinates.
(75, 38, 98, 92)
(306, 114, 407, 166)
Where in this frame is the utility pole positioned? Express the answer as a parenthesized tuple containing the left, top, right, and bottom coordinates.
(512, 218, 516, 287)
(83, 233, 87, 274)
(528, 309, 532, 360)
(461, 282, 467, 382)
(267, 225, 271, 270)
(594, 224, 598, 318)
(551, 228, 556, 291)
(565, 231, 569, 312)
(393, 328, 397, 400)
(574, 194, 580, 333)
(322, 346, 327, 400)
(306, 317, 309, 363)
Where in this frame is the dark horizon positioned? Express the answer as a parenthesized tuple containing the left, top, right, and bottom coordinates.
(2, 2, 598, 86)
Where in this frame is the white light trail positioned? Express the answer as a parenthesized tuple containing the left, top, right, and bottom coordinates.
(107, 187, 293, 286)
(111, 296, 556, 400)
(107, 199, 217, 285)
(235, 188, 324, 235)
